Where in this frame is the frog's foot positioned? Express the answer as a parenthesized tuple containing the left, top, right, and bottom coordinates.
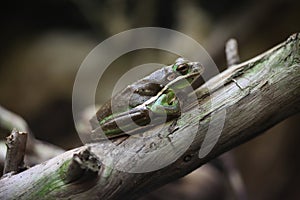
(168, 119, 179, 134)
(112, 135, 130, 145)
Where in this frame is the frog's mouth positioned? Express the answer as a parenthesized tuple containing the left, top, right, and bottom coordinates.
(168, 72, 201, 91)
(190, 62, 203, 74)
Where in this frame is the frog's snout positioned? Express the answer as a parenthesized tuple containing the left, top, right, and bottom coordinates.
(190, 62, 203, 74)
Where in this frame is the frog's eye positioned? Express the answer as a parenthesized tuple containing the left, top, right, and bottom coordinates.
(176, 63, 189, 75)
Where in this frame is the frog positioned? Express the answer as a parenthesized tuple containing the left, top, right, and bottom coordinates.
(91, 58, 203, 139)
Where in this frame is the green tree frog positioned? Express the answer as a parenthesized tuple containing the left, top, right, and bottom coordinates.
(92, 58, 203, 139)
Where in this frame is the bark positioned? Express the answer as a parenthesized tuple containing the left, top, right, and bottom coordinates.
(3, 129, 27, 174)
(0, 33, 299, 200)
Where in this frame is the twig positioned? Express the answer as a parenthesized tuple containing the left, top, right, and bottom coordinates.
(3, 129, 28, 174)
(225, 38, 240, 66)
(225, 38, 243, 90)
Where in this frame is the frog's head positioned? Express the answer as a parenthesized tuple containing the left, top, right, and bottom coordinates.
(170, 57, 203, 89)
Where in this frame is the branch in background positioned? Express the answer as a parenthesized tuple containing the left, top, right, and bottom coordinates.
(3, 129, 27, 175)
(141, 163, 229, 200)
(0, 34, 299, 199)
(218, 153, 248, 200)
(0, 105, 30, 133)
(24, 139, 65, 166)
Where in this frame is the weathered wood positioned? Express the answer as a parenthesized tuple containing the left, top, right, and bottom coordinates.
(0, 34, 299, 200)
(3, 129, 27, 174)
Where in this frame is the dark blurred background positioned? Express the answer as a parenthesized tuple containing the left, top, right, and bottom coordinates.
(0, 0, 299, 199)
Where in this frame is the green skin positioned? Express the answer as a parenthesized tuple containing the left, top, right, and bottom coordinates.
(92, 58, 203, 139)
(147, 89, 179, 115)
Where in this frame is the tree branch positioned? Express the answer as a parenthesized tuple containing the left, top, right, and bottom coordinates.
(0, 33, 299, 200)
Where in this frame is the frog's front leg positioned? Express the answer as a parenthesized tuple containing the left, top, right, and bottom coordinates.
(147, 90, 181, 117)
(129, 83, 164, 107)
